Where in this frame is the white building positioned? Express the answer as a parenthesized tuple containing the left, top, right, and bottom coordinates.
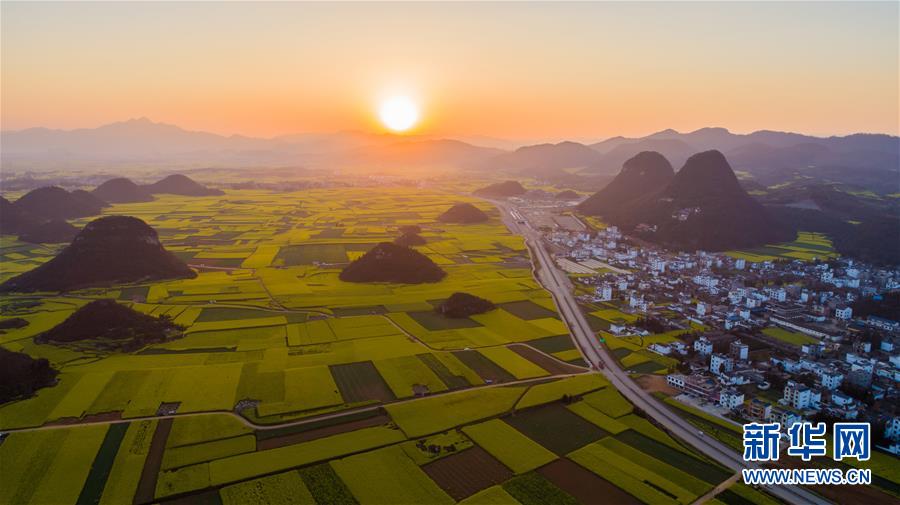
(885, 417, 900, 442)
(694, 337, 713, 356)
(835, 307, 853, 320)
(735, 258, 746, 270)
(719, 389, 745, 410)
(729, 340, 749, 361)
(596, 284, 613, 301)
(710, 353, 734, 375)
(783, 381, 820, 410)
(819, 370, 844, 390)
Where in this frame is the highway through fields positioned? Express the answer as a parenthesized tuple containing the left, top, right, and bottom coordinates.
(494, 201, 830, 505)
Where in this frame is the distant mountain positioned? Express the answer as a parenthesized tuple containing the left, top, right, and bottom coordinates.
(435, 292, 496, 318)
(589, 127, 899, 192)
(0, 195, 78, 244)
(38, 299, 185, 352)
(339, 242, 446, 284)
(437, 203, 490, 224)
(473, 180, 527, 198)
(485, 141, 601, 177)
(605, 150, 792, 251)
(93, 177, 155, 203)
(332, 138, 503, 173)
(578, 151, 674, 216)
(0, 117, 279, 163)
(1, 119, 502, 172)
(587, 139, 695, 175)
(144, 174, 224, 196)
(17, 220, 79, 244)
(12, 186, 106, 220)
(0, 196, 41, 235)
(0, 348, 58, 404)
(0, 215, 196, 292)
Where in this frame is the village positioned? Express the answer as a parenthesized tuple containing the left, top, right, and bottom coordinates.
(534, 207, 900, 456)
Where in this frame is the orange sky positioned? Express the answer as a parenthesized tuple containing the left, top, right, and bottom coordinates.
(2, 2, 898, 141)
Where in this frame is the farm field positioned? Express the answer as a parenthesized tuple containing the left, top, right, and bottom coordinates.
(0, 366, 745, 505)
(0, 189, 584, 430)
(1, 186, 757, 505)
(761, 326, 820, 346)
(725, 231, 839, 263)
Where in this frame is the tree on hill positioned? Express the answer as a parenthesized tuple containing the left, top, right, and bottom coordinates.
(436, 292, 496, 318)
(39, 299, 185, 352)
(143, 174, 224, 196)
(92, 177, 155, 203)
(339, 242, 446, 284)
(473, 180, 527, 198)
(12, 186, 106, 221)
(0, 348, 58, 404)
(0, 215, 196, 292)
(437, 203, 489, 224)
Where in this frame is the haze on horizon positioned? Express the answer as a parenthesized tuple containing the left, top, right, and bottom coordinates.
(2, 1, 898, 142)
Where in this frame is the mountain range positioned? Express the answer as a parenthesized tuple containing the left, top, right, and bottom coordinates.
(3, 120, 896, 192)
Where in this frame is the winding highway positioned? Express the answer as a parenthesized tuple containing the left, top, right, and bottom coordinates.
(494, 201, 829, 505)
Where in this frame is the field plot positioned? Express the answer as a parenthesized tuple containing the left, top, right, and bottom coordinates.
(298, 463, 359, 505)
(0, 424, 108, 505)
(423, 446, 515, 501)
(331, 445, 454, 505)
(514, 373, 608, 410)
(452, 350, 516, 383)
(387, 386, 525, 438)
(459, 485, 522, 505)
(725, 231, 838, 262)
(581, 386, 634, 418)
(374, 355, 449, 397)
(462, 419, 557, 474)
(329, 361, 396, 403)
(476, 346, 550, 380)
(499, 300, 560, 320)
(219, 470, 315, 505)
(502, 472, 579, 505)
(537, 458, 642, 505)
(504, 404, 608, 455)
(762, 326, 819, 346)
(417, 353, 481, 389)
(509, 345, 585, 375)
(99, 420, 158, 505)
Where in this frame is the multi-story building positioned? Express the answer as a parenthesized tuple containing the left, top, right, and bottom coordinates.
(835, 306, 853, 320)
(666, 374, 717, 399)
(710, 353, 734, 375)
(819, 369, 844, 390)
(747, 398, 772, 420)
(783, 380, 820, 410)
(729, 340, 749, 361)
(694, 337, 713, 356)
(719, 389, 745, 410)
(885, 417, 900, 442)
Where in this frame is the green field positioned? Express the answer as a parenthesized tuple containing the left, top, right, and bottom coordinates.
(725, 231, 839, 263)
(762, 326, 820, 346)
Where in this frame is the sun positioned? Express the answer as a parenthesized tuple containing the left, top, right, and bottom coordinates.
(379, 96, 419, 132)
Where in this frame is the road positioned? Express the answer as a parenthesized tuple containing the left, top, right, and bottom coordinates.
(494, 201, 829, 505)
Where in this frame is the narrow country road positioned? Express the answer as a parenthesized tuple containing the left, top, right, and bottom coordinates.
(492, 200, 829, 505)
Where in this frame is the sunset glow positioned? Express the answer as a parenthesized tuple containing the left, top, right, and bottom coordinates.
(1, 2, 897, 139)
